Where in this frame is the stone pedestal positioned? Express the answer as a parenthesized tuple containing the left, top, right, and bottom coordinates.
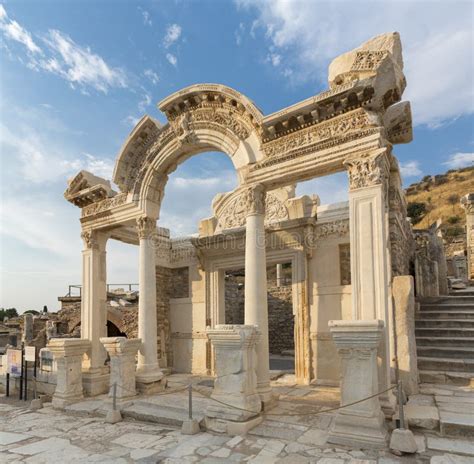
(100, 337, 141, 400)
(243, 185, 272, 405)
(205, 325, 262, 435)
(48, 338, 90, 409)
(328, 320, 388, 449)
(136, 217, 165, 393)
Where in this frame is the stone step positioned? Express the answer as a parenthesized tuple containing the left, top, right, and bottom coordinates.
(121, 398, 206, 427)
(417, 346, 474, 359)
(417, 356, 474, 373)
(419, 370, 474, 386)
(419, 297, 474, 305)
(416, 336, 474, 347)
(436, 395, 474, 438)
(415, 319, 474, 328)
(419, 304, 474, 312)
(417, 310, 474, 319)
(415, 327, 474, 338)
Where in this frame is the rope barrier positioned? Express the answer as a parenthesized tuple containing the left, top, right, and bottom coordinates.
(192, 384, 398, 417)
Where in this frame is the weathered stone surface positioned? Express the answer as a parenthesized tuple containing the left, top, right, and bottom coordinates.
(404, 404, 440, 430)
(389, 428, 418, 454)
(392, 275, 419, 395)
(427, 436, 474, 456)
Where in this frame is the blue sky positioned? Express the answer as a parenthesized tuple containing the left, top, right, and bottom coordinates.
(1, 0, 473, 312)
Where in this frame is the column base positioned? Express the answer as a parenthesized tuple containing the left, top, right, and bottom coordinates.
(136, 369, 166, 395)
(380, 389, 397, 418)
(82, 369, 110, 397)
(205, 415, 262, 435)
(328, 410, 388, 449)
(52, 394, 84, 410)
(257, 385, 277, 411)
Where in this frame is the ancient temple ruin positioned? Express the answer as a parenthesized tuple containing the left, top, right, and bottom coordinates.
(59, 32, 420, 405)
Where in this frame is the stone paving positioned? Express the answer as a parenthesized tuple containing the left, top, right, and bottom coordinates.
(1, 396, 473, 463)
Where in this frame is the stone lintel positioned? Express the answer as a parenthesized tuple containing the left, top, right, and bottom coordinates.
(328, 319, 384, 349)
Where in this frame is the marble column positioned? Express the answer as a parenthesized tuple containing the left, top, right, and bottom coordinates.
(205, 325, 262, 435)
(243, 185, 272, 404)
(49, 338, 90, 409)
(461, 193, 474, 280)
(345, 149, 393, 414)
(276, 263, 283, 287)
(328, 320, 388, 449)
(135, 216, 164, 393)
(100, 337, 141, 400)
(80, 229, 109, 396)
(22, 313, 34, 343)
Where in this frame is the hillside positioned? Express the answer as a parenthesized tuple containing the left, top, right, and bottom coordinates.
(405, 166, 474, 247)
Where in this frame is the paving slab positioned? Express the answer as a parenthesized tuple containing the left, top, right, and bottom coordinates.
(0, 431, 31, 445)
(427, 436, 474, 456)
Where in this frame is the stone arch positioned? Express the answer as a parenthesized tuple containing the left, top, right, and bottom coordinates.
(112, 84, 265, 219)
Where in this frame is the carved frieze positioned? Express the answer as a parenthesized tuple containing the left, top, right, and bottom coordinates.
(81, 193, 128, 218)
(314, 219, 350, 240)
(261, 109, 371, 159)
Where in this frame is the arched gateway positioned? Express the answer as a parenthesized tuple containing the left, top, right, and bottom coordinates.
(65, 32, 414, 401)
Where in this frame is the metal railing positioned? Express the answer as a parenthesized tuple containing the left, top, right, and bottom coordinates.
(65, 284, 139, 297)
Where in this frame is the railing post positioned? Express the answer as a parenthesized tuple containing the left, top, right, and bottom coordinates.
(188, 383, 193, 420)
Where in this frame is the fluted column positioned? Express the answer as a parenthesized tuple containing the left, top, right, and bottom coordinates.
(244, 184, 272, 403)
(80, 229, 109, 396)
(135, 216, 164, 391)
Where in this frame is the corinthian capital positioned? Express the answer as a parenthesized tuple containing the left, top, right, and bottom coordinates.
(344, 151, 390, 191)
(81, 230, 98, 249)
(242, 184, 266, 216)
(136, 216, 156, 239)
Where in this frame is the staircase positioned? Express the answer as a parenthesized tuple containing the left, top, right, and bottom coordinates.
(416, 295, 474, 386)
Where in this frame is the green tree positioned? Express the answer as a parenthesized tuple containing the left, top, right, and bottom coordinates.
(407, 202, 427, 225)
(0, 307, 19, 321)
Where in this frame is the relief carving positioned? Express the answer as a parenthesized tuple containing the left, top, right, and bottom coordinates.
(81, 193, 128, 218)
(314, 219, 350, 240)
(344, 152, 390, 190)
(136, 216, 156, 239)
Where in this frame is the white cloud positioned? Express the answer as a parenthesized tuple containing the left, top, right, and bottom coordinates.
(139, 8, 152, 26)
(159, 169, 237, 236)
(442, 152, 474, 169)
(0, 4, 42, 54)
(267, 53, 281, 67)
(235, 22, 245, 46)
(166, 53, 177, 67)
(236, 0, 474, 127)
(295, 172, 348, 205)
(163, 23, 182, 48)
(144, 69, 159, 85)
(399, 160, 422, 178)
(124, 115, 140, 127)
(138, 93, 152, 112)
(40, 30, 127, 93)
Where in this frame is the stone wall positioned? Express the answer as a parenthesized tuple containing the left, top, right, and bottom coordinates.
(224, 274, 294, 355)
(156, 265, 172, 367)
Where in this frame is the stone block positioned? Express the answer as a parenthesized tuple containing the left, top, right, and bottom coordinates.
(181, 419, 200, 435)
(404, 404, 439, 430)
(389, 428, 418, 454)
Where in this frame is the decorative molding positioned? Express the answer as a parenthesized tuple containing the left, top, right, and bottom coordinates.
(351, 51, 388, 71)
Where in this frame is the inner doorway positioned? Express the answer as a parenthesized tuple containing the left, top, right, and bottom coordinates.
(223, 263, 295, 375)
